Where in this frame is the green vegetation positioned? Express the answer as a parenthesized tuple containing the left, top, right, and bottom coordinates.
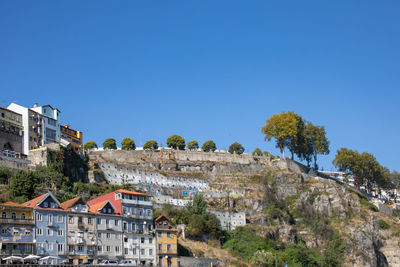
(143, 140, 158, 150)
(167, 135, 185, 150)
(201, 140, 216, 152)
(84, 141, 98, 151)
(228, 142, 245, 155)
(359, 197, 379, 212)
(121, 138, 136, 150)
(0, 166, 13, 184)
(378, 219, 390, 229)
(103, 138, 117, 150)
(187, 140, 199, 150)
(252, 148, 263, 156)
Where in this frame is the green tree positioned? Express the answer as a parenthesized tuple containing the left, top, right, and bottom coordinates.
(286, 113, 305, 160)
(186, 193, 207, 215)
(261, 111, 299, 158)
(229, 142, 245, 155)
(333, 148, 383, 191)
(121, 138, 136, 150)
(252, 148, 263, 156)
(103, 138, 117, 150)
(166, 135, 186, 150)
(303, 122, 330, 169)
(143, 140, 158, 150)
(0, 166, 13, 184)
(201, 140, 216, 152)
(9, 171, 38, 202)
(187, 141, 199, 150)
(84, 141, 98, 151)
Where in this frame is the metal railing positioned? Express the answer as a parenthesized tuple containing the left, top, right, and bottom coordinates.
(0, 218, 34, 224)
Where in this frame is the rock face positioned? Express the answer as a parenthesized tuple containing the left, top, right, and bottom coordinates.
(88, 151, 399, 267)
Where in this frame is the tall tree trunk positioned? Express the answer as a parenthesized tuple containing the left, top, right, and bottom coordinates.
(314, 154, 317, 169)
(282, 146, 285, 159)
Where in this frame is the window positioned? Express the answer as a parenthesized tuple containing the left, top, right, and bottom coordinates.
(97, 218, 101, 225)
(58, 230, 63, 236)
(158, 232, 162, 237)
(106, 233, 111, 239)
(97, 233, 101, 238)
(115, 233, 119, 239)
(78, 246, 83, 252)
(13, 229, 19, 235)
(1, 212, 6, 218)
(149, 249, 153, 256)
(47, 229, 53, 236)
(123, 222, 127, 230)
(37, 213, 42, 221)
(57, 215, 63, 223)
(88, 217, 92, 225)
(115, 246, 120, 253)
(141, 237, 145, 244)
(149, 238, 153, 244)
(167, 244, 171, 251)
(48, 243, 53, 250)
(147, 209, 151, 217)
(107, 208, 111, 213)
(114, 220, 119, 226)
(58, 244, 64, 253)
(37, 228, 43, 236)
(97, 246, 102, 252)
(124, 237, 128, 242)
(11, 212, 16, 219)
(140, 248, 145, 255)
(48, 214, 53, 223)
(124, 248, 128, 255)
(69, 245, 74, 252)
(132, 248, 136, 255)
(122, 208, 127, 215)
(25, 230, 31, 235)
(43, 202, 48, 208)
(21, 213, 26, 219)
(106, 246, 111, 252)
(167, 232, 171, 238)
(68, 216, 74, 224)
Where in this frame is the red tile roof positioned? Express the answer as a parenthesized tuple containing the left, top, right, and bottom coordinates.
(114, 189, 149, 197)
(22, 193, 48, 207)
(60, 197, 82, 210)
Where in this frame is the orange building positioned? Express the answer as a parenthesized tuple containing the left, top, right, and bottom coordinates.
(155, 215, 178, 267)
(60, 125, 83, 154)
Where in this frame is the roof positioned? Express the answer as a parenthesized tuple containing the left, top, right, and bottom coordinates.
(60, 197, 83, 210)
(0, 202, 32, 210)
(155, 215, 170, 222)
(0, 106, 22, 116)
(115, 189, 150, 197)
(41, 104, 61, 112)
(22, 193, 48, 207)
(88, 200, 116, 214)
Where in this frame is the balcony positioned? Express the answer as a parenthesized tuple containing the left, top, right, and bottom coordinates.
(0, 218, 34, 225)
(121, 199, 152, 207)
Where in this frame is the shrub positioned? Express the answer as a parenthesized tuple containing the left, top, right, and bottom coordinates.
(252, 148, 263, 156)
(143, 140, 158, 150)
(228, 142, 245, 155)
(378, 219, 390, 229)
(360, 198, 379, 212)
(84, 141, 98, 151)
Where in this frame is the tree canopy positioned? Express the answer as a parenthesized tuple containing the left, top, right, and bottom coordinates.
(121, 138, 136, 150)
(103, 138, 117, 150)
(302, 122, 330, 169)
(143, 140, 158, 150)
(166, 135, 185, 150)
(252, 148, 263, 156)
(229, 142, 245, 155)
(187, 140, 199, 150)
(84, 141, 98, 151)
(261, 111, 299, 158)
(201, 140, 217, 152)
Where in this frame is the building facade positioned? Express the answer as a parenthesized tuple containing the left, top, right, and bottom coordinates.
(60, 125, 83, 154)
(155, 216, 178, 267)
(31, 104, 61, 145)
(23, 192, 67, 264)
(0, 107, 23, 153)
(87, 189, 156, 266)
(0, 202, 34, 258)
(61, 197, 97, 264)
(7, 103, 44, 154)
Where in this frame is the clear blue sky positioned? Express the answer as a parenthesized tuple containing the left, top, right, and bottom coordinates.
(1, 1, 399, 171)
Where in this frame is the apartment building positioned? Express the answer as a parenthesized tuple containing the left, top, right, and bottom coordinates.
(60, 125, 83, 154)
(31, 104, 61, 145)
(0, 107, 23, 153)
(0, 202, 34, 257)
(61, 197, 97, 265)
(87, 189, 155, 266)
(88, 200, 123, 262)
(155, 216, 178, 267)
(7, 103, 44, 154)
(23, 192, 67, 264)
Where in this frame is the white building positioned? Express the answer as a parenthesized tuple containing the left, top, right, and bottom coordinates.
(31, 104, 61, 144)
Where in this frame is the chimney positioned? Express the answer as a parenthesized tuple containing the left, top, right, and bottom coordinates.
(33, 103, 38, 108)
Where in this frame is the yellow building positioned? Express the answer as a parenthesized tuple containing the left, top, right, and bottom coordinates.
(0, 202, 34, 257)
(60, 125, 83, 154)
(155, 215, 178, 267)
(0, 107, 23, 153)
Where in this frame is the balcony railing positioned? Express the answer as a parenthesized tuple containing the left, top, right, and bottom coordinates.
(0, 218, 34, 225)
(121, 199, 152, 206)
